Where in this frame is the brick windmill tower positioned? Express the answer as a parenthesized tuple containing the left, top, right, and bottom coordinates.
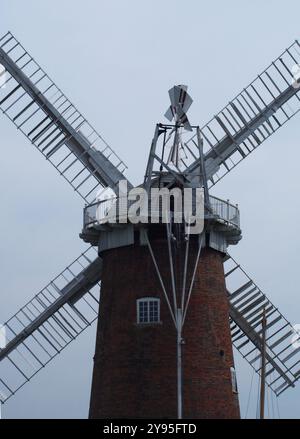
(1, 32, 300, 419)
(86, 85, 241, 419)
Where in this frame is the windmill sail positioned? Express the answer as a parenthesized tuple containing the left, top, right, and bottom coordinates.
(184, 40, 300, 186)
(2, 250, 299, 403)
(0, 248, 101, 404)
(225, 255, 300, 396)
(0, 32, 132, 202)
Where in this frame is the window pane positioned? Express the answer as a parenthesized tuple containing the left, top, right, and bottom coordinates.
(149, 301, 158, 322)
(139, 301, 148, 323)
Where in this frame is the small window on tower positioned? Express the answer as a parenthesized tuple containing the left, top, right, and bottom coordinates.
(230, 366, 238, 394)
(137, 298, 160, 324)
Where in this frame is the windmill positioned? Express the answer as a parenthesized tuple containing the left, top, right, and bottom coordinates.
(1, 30, 300, 419)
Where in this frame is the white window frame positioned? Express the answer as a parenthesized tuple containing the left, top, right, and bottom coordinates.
(230, 366, 238, 393)
(136, 297, 160, 324)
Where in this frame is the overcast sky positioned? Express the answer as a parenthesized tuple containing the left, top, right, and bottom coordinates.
(1, 0, 300, 419)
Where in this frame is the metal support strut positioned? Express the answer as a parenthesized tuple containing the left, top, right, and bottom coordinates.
(144, 224, 203, 419)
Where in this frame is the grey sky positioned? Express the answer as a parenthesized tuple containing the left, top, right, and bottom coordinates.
(1, 0, 300, 418)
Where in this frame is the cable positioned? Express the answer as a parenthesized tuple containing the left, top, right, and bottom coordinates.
(256, 354, 261, 419)
(276, 393, 281, 419)
(245, 359, 255, 418)
(266, 374, 270, 419)
(270, 371, 275, 419)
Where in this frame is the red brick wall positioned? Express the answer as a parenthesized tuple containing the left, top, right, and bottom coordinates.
(89, 237, 240, 419)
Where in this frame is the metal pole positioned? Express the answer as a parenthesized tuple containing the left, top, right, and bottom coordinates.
(143, 229, 177, 326)
(166, 220, 178, 316)
(196, 128, 210, 206)
(144, 124, 160, 192)
(177, 308, 183, 419)
(260, 308, 267, 420)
